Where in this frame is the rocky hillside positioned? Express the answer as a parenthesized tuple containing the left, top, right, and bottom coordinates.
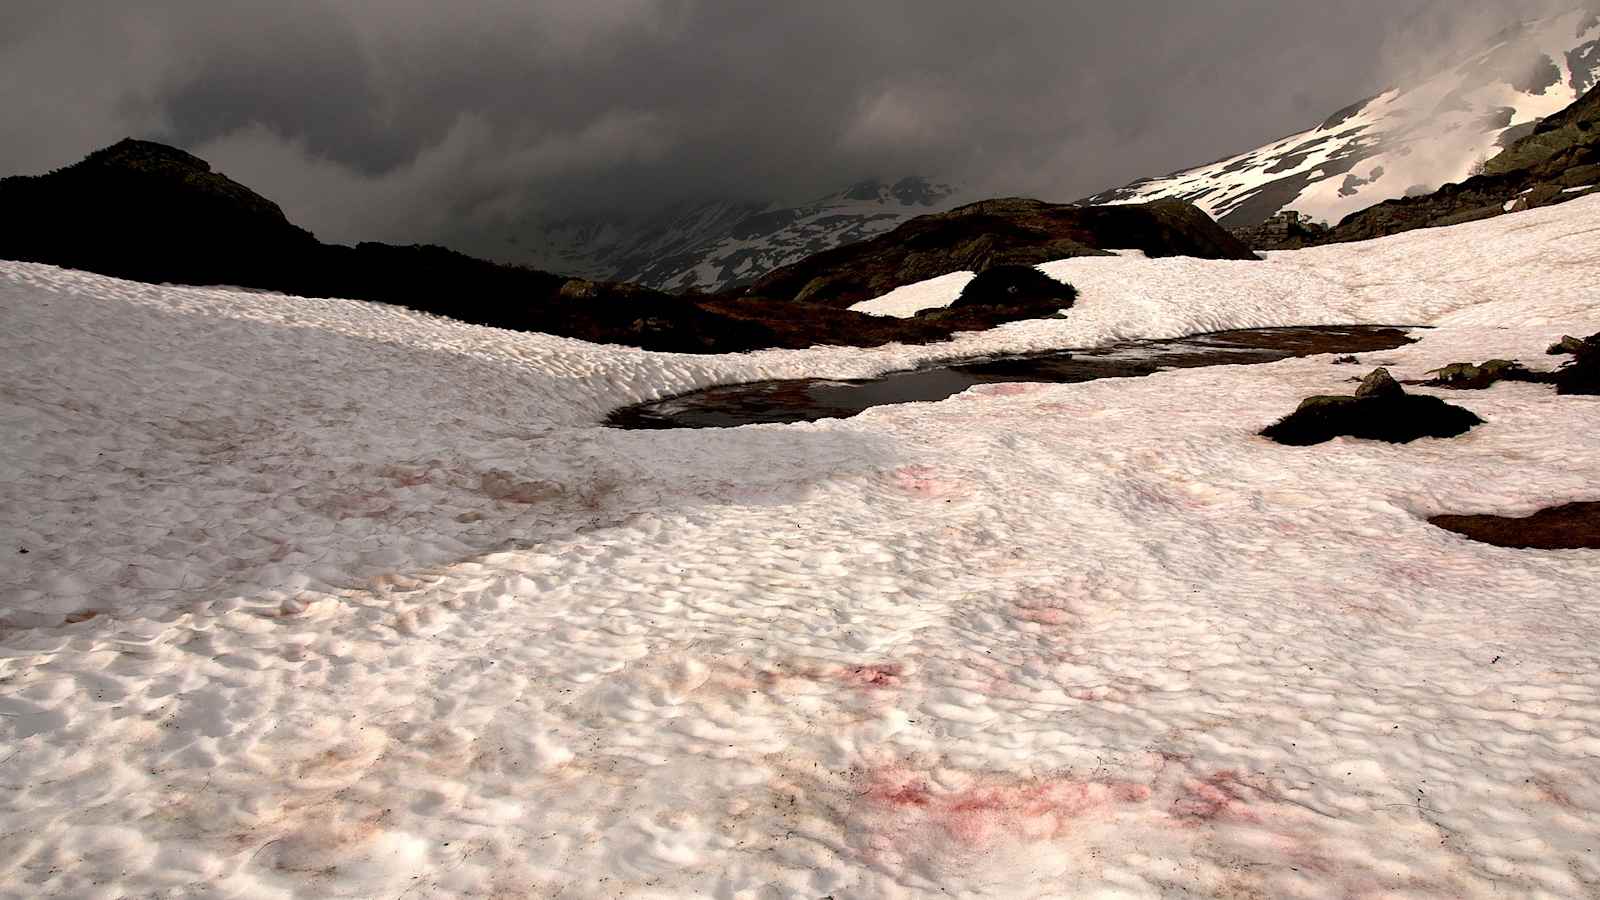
(1, 140, 1245, 354)
(0, 140, 321, 288)
(1317, 82, 1600, 243)
(1079, 7, 1600, 229)
(477, 177, 964, 294)
(0, 140, 782, 353)
(746, 198, 1255, 309)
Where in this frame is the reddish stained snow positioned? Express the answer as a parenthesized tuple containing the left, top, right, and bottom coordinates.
(1170, 769, 1269, 826)
(720, 659, 907, 697)
(888, 464, 960, 498)
(834, 663, 904, 691)
(1012, 604, 1073, 626)
(1531, 774, 1582, 812)
(860, 765, 1151, 848)
(976, 383, 1038, 398)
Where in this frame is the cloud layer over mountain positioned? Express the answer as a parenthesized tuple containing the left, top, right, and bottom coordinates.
(1, 0, 1583, 248)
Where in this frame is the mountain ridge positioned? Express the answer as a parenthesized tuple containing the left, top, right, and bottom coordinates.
(0, 138, 1238, 354)
(480, 175, 965, 294)
(1078, 7, 1600, 229)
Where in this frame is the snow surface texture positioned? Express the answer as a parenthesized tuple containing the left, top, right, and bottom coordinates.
(1083, 8, 1600, 227)
(3, 197, 1600, 898)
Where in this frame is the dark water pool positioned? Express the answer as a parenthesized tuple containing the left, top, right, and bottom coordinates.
(608, 325, 1418, 429)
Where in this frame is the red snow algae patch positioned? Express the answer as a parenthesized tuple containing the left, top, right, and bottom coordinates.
(1008, 587, 1086, 631)
(833, 663, 904, 691)
(1530, 774, 1584, 812)
(1011, 599, 1076, 627)
(889, 464, 962, 498)
(975, 382, 1039, 398)
(479, 470, 562, 504)
(718, 658, 907, 700)
(1170, 770, 1272, 826)
(859, 764, 1150, 849)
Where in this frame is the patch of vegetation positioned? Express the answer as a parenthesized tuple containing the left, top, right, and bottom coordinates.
(1419, 358, 1550, 390)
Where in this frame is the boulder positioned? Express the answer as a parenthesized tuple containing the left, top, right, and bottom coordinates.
(1555, 332, 1600, 395)
(1262, 368, 1484, 446)
(946, 265, 1076, 314)
(1547, 335, 1585, 355)
(1354, 367, 1403, 400)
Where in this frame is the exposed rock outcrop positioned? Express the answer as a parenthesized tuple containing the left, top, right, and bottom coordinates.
(745, 198, 1256, 308)
(946, 265, 1077, 315)
(1228, 211, 1330, 251)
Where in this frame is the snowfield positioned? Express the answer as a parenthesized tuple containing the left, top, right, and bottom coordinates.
(3, 197, 1600, 898)
(849, 270, 977, 317)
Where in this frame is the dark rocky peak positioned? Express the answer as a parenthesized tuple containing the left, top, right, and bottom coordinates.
(80, 138, 212, 174)
(0, 138, 321, 290)
(39, 137, 298, 230)
(843, 178, 887, 202)
(890, 176, 954, 207)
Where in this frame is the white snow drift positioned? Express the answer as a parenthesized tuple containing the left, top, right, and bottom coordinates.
(2, 197, 1600, 898)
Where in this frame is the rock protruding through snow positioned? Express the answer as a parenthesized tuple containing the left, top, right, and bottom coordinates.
(1262, 368, 1485, 445)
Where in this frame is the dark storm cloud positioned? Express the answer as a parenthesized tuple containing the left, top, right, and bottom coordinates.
(0, 0, 1578, 247)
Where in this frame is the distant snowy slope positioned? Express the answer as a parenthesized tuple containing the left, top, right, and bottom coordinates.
(478, 176, 965, 293)
(1081, 7, 1600, 227)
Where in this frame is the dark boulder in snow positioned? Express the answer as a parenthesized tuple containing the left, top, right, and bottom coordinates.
(947, 265, 1077, 314)
(1554, 332, 1600, 395)
(1262, 369, 1484, 445)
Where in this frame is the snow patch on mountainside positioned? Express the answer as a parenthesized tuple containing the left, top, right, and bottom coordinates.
(1082, 8, 1600, 228)
(850, 270, 976, 317)
(482, 176, 965, 293)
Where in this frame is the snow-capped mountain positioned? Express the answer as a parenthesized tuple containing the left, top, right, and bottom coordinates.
(485, 176, 963, 293)
(1080, 7, 1600, 228)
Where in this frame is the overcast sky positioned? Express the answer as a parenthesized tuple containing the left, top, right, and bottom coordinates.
(0, 0, 1579, 248)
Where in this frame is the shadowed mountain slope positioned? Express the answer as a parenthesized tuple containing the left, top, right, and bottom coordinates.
(2, 140, 1244, 353)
